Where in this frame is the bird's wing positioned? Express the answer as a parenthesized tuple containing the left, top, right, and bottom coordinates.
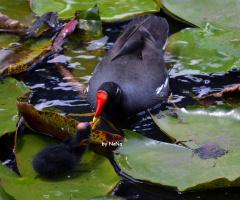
(110, 15, 152, 61)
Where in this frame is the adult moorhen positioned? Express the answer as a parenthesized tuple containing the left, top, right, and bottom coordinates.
(87, 15, 169, 122)
(32, 122, 91, 176)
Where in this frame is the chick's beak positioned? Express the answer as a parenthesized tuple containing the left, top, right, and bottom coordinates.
(93, 90, 108, 123)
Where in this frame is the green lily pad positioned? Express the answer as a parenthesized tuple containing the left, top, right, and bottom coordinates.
(0, 186, 15, 200)
(1, 0, 36, 27)
(89, 196, 125, 200)
(151, 105, 240, 149)
(166, 24, 240, 76)
(0, 133, 121, 200)
(114, 129, 240, 191)
(0, 0, 37, 48)
(0, 77, 30, 136)
(29, 0, 159, 21)
(158, 0, 240, 32)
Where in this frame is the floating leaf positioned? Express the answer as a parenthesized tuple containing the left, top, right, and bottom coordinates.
(29, 0, 159, 21)
(0, 37, 53, 77)
(90, 130, 124, 156)
(158, 0, 240, 32)
(89, 196, 125, 200)
(114, 129, 240, 192)
(166, 24, 240, 76)
(1, 0, 36, 27)
(16, 101, 79, 138)
(0, 186, 15, 200)
(53, 18, 78, 50)
(199, 83, 240, 106)
(0, 12, 27, 29)
(0, 77, 30, 136)
(0, 133, 121, 200)
(90, 130, 123, 144)
(151, 105, 240, 149)
(20, 12, 59, 43)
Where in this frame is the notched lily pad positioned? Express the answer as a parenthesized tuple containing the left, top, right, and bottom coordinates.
(195, 142, 228, 160)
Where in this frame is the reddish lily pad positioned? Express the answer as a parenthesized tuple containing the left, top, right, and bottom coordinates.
(90, 130, 124, 156)
(199, 83, 240, 106)
(16, 101, 79, 138)
(0, 37, 53, 77)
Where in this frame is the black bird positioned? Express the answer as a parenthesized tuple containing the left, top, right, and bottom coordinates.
(87, 14, 169, 122)
(32, 122, 91, 176)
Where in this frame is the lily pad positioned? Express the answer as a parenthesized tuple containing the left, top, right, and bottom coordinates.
(0, 37, 53, 77)
(90, 130, 124, 156)
(114, 129, 240, 191)
(0, 77, 30, 136)
(0, 133, 121, 200)
(166, 24, 240, 76)
(151, 105, 240, 149)
(1, 0, 36, 27)
(89, 196, 125, 200)
(29, 0, 159, 21)
(0, 186, 15, 200)
(158, 0, 240, 32)
(0, 0, 37, 48)
(16, 101, 79, 138)
(199, 83, 240, 106)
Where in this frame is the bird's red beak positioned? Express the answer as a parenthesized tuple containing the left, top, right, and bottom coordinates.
(93, 90, 108, 123)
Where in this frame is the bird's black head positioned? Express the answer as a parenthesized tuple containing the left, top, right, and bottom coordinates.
(93, 82, 122, 122)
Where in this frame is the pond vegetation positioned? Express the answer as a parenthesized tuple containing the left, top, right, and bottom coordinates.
(1, 0, 240, 199)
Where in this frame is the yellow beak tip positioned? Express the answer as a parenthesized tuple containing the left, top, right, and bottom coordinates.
(93, 117, 98, 124)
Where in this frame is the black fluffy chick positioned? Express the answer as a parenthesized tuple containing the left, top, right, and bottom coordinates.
(32, 122, 91, 176)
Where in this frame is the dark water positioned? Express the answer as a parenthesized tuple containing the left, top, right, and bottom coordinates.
(7, 10, 240, 200)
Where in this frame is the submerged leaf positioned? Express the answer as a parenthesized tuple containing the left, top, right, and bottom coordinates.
(16, 101, 79, 138)
(86, 36, 109, 51)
